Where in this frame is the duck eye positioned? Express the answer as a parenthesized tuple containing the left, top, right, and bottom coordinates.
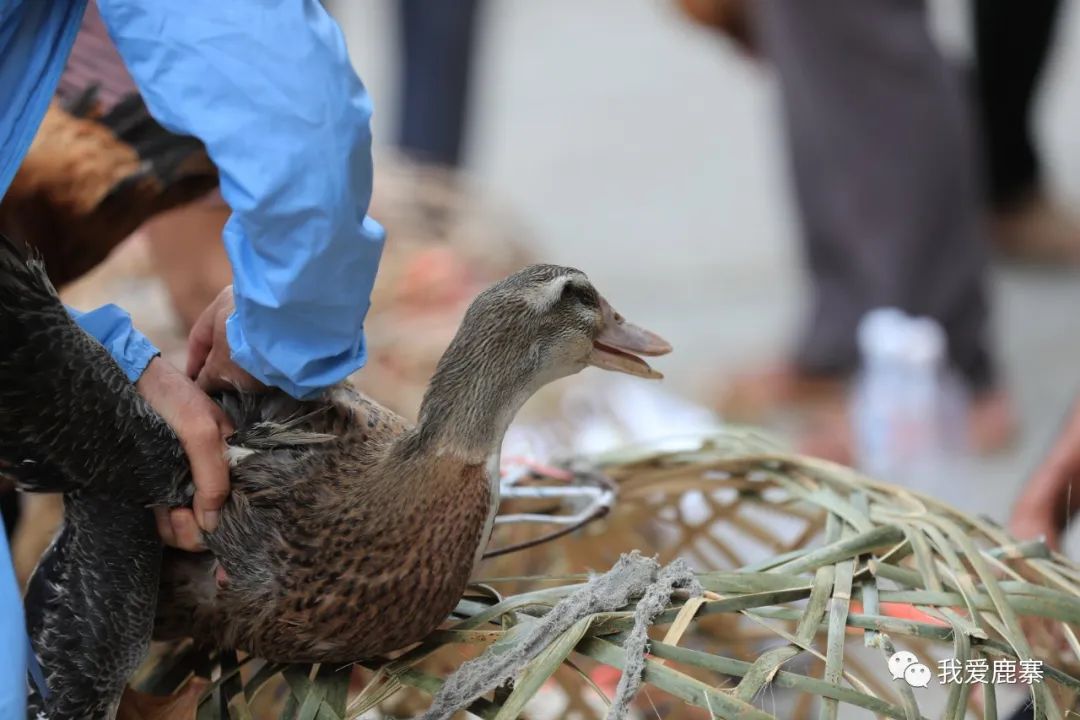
(561, 281, 598, 308)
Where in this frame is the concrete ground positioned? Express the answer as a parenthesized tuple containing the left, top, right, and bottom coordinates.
(330, 1, 1080, 538)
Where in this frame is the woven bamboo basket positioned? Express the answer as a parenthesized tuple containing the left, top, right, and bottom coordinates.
(124, 432, 1080, 720)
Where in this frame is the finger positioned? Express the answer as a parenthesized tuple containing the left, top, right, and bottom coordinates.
(154, 507, 177, 546)
(196, 353, 258, 397)
(191, 456, 229, 533)
(195, 360, 233, 395)
(186, 306, 215, 379)
(168, 508, 207, 551)
(211, 401, 236, 436)
(181, 417, 230, 533)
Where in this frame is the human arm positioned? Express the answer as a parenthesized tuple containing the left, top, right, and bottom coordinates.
(96, 0, 385, 400)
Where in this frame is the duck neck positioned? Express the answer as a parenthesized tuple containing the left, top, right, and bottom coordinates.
(412, 373, 532, 465)
(410, 343, 560, 465)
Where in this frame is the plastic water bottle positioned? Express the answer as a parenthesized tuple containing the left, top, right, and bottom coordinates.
(851, 308, 968, 497)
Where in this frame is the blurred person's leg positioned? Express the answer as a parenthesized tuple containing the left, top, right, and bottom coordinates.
(974, 0, 1080, 263)
(975, 0, 1059, 208)
(397, 0, 481, 167)
(761, 0, 992, 387)
(727, 0, 1013, 455)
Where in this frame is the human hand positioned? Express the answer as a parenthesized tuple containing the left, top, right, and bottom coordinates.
(1009, 498, 1062, 551)
(136, 356, 234, 550)
(1008, 400, 1080, 552)
(186, 286, 267, 394)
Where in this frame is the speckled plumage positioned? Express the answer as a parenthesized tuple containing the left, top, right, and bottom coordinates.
(155, 386, 495, 662)
(2, 239, 669, 719)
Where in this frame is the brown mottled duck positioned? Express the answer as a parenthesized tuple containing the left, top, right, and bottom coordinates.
(0, 239, 670, 719)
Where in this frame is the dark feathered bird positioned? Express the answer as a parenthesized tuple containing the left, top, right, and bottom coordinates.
(0, 89, 218, 288)
(0, 237, 671, 719)
(0, 236, 190, 719)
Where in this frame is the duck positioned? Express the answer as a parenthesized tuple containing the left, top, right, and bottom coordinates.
(0, 237, 671, 719)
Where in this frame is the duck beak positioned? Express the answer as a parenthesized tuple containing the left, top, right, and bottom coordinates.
(588, 297, 672, 379)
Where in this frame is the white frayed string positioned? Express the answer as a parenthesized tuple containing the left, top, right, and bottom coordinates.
(419, 551, 700, 720)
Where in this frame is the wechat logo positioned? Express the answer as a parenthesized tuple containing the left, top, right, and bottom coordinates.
(889, 651, 932, 688)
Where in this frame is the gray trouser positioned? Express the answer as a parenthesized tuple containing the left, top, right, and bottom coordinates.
(754, 0, 995, 391)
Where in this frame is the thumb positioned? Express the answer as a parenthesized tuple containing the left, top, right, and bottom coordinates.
(183, 409, 232, 533)
(187, 307, 215, 380)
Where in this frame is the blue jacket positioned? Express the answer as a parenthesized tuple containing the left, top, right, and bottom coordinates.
(1, 1, 384, 712)
(0, 517, 22, 718)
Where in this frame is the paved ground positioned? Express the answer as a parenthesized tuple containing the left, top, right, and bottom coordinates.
(330, 1, 1080, 540)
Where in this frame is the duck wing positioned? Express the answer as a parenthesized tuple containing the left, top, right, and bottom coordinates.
(217, 391, 337, 454)
(0, 235, 191, 719)
(0, 234, 188, 502)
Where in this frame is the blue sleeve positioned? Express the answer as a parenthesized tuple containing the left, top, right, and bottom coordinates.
(0, 517, 26, 719)
(96, 0, 386, 400)
(69, 305, 160, 383)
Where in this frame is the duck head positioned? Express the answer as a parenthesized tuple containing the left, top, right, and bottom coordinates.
(414, 265, 671, 461)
